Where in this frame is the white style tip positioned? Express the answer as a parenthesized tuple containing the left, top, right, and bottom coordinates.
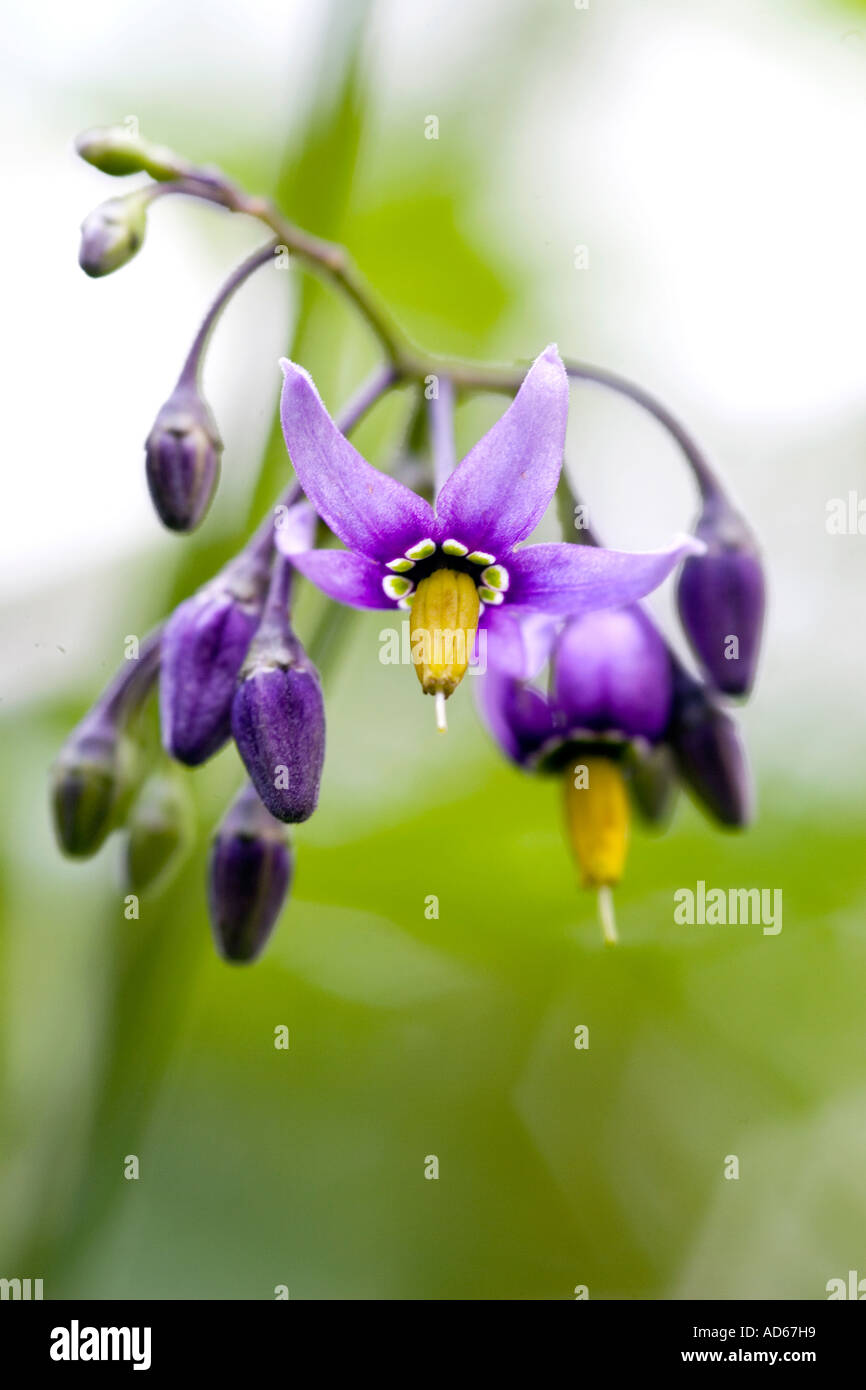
(598, 885, 618, 946)
(435, 690, 448, 734)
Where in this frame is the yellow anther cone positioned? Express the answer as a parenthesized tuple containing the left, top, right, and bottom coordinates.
(563, 755, 630, 943)
(410, 569, 480, 702)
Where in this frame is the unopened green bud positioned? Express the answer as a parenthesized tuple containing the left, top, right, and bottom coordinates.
(51, 720, 128, 857)
(75, 126, 183, 182)
(628, 742, 679, 827)
(51, 630, 161, 858)
(79, 192, 149, 278)
(123, 771, 193, 894)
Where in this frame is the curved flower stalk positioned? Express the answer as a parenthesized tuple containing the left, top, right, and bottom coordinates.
(277, 347, 700, 729)
(53, 123, 764, 963)
(145, 241, 278, 532)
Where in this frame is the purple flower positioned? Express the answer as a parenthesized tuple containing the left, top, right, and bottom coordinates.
(478, 605, 675, 944)
(479, 605, 673, 769)
(231, 543, 326, 824)
(551, 607, 673, 745)
(277, 347, 699, 726)
(677, 490, 765, 696)
(208, 782, 294, 963)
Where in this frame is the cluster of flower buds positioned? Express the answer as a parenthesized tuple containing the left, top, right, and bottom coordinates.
(52, 489, 325, 960)
(56, 123, 764, 959)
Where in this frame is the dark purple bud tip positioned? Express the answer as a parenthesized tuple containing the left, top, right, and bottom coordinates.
(123, 771, 192, 894)
(78, 193, 148, 277)
(667, 668, 753, 828)
(160, 558, 270, 767)
(145, 388, 223, 532)
(232, 650, 326, 825)
(51, 720, 124, 857)
(677, 493, 766, 697)
(208, 783, 293, 963)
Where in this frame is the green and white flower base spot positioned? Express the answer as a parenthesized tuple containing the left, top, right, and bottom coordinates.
(481, 564, 509, 591)
(405, 538, 437, 561)
(382, 574, 414, 601)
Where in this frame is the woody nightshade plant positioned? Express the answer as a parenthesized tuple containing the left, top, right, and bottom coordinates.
(58, 121, 763, 959)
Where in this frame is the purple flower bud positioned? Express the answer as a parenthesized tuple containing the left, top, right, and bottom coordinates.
(677, 492, 765, 697)
(207, 783, 293, 963)
(160, 553, 271, 767)
(78, 192, 149, 277)
(231, 554, 325, 823)
(145, 386, 222, 532)
(232, 656, 325, 824)
(667, 666, 753, 827)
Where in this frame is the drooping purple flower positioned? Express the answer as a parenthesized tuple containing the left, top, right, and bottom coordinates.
(477, 605, 675, 944)
(207, 781, 294, 963)
(276, 347, 700, 720)
(231, 530, 326, 824)
(160, 548, 272, 767)
(677, 489, 765, 697)
(479, 604, 673, 769)
(551, 606, 673, 745)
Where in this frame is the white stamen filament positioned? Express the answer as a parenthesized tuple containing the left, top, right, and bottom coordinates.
(435, 690, 448, 734)
(598, 885, 618, 946)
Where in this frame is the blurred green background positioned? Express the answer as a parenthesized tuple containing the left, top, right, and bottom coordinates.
(3, 0, 866, 1299)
